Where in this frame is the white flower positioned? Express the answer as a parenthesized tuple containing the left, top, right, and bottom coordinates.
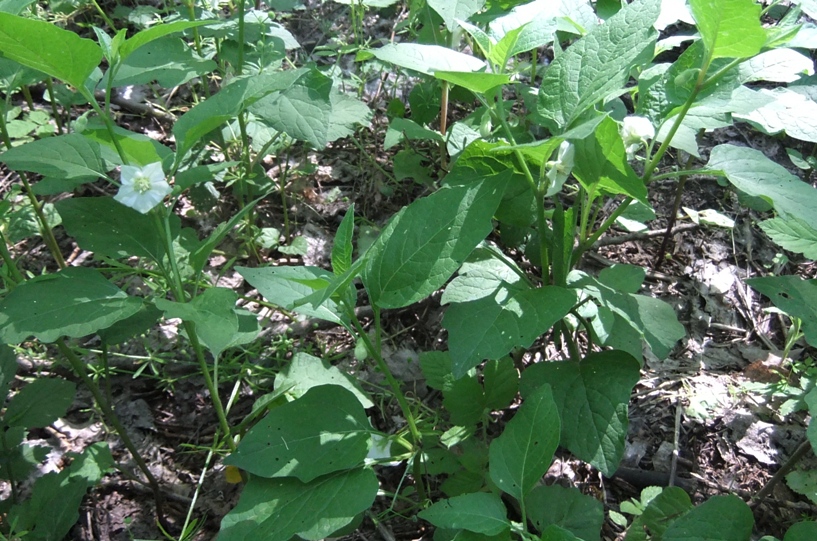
(620, 116, 655, 160)
(545, 141, 575, 197)
(114, 162, 171, 214)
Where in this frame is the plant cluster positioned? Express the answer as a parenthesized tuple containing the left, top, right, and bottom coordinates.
(0, 0, 816, 540)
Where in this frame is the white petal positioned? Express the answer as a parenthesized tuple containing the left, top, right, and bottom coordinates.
(142, 162, 165, 182)
(119, 165, 141, 185)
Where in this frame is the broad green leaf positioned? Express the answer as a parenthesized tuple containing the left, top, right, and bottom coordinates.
(363, 179, 503, 309)
(218, 468, 378, 541)
(487, 0, 596, 42)
(663, 495, 753, 541)
(598, 264, 645, 295)
(427, 0, 485, 31)
(173, 69, 306, 160)
(785, 521, 817, 541)
(56, 197, 168, 261)
(225, 385, 370, 481)
(520, 350, 641, 475)
(759, 217, 817, 260)
(6, 442, 113, 541)
(0, 0, 35, 15)
(739, 49, 814, 83)
(445, 139, 532, 227)
(0, 13, 101, 88)
(625, 487, 692, 541)
(238, 265, 349, 326)
(0, 344, 18, 400)
(444, 375, 487, 426)
(96, 302, 162, 345)
(384, 117, 444, 150)
(570, 270, 685, 359)
(109, 36, 217, 88)
(786, 469, 817, 505)
(370, 43, 485, 76)
(119, 19, 216, 61)
(441, 247, 524, 305)
(536, 0, 659, 132)
(483, 358, 518, 410)
(4, 378, 75, 428)
(79, 123, 173, 168)
(419, 493, 510, 536)
(539, 525, 581, 541)
(489, 25, 526, 68)
(420, 351, 455, 391)
(746, 276, 817, 348)
(688, 0, 766, 60)
(527, 484, 604, 540)
(250, 69, 333, 148)
(707, 144, 817, 231)
(326, 90, 372, 143)
(434, 71, 510, 95)
(0, 267, 143, 344)
(733, 87, 817, 143)
(570, 116, 647, 203)
(444, 285, 577, 378)
(332, 205, 355, 275)
(155, 287, 258, 360)
(488, 383, 560, 500)
(0, 133, 107, 182)
(274, 352, 373, 409)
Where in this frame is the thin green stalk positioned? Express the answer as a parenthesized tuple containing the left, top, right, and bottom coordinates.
(89, 0, 117, 29)
(236, 0, 246, 75)
(56, 340, 170, 530)
(83, 91, 129, 165)
(0, 230, 24, 286)
(348, 306, 426, 501)
(44, 78, 63, 134)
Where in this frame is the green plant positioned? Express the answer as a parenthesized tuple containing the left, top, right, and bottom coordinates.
(0, 0, 815, 539)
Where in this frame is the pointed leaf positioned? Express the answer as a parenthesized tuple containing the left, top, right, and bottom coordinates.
(759, 217, 817, 260)
(570, 116, 648, 203)
(5, 378, 75, 428)
(225, 385, 370, 481)
(218, 468, 378, 541)
(55, 197, 168, 261)
(370, 43, 485, 76)
(520, 350, 641, 475)
(489, 383, 560, 500)
(155, 287, 258, 360)
(274, 352, 373, 409)
(332, 206, 355, 275)
(733, 87, 817, 144)
(0, 133, 107, 182)
(663, 495, 753, 541)
(110, 36, 217, 88)
(443, 285, 577, 378)
(419, 493, 509, 536)
(427, 0, 485, 31)
(0, 267, 142, 343)
(708, 144, 817, 230)
(119, 19, 217, 61)
(363, 179, 503, 309)
(238, 265, 349, 326)
(689, 0, 766, 60)
(0, 13, 101, 88)
(434, 71, 511, 94)
(527, 484, 604, 541)
(745, 276, 817, 348)
(536, 0, 659, 132)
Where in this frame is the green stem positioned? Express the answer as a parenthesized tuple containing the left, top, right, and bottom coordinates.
(236, 0, 246, 75)
(348, 305, 426, 501)
(184, 321, 237, 452)
(89, 0, 117, 29)
(44, 78, 63, 134)
(0, 230, 24, 287)
(57, 339, 170, 530)
(83, 90, 129, 166)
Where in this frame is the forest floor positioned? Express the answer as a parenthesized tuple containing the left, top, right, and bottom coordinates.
(3, 1, 817, 540)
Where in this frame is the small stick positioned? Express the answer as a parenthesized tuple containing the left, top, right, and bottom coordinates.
(751, 439, 812, 505)
(669, 400, 682, 487)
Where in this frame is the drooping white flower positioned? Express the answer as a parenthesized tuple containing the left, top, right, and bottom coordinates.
(114, 162, 171, 214)
(545, 141, 575, 196)
(620, 116, 655, 160)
